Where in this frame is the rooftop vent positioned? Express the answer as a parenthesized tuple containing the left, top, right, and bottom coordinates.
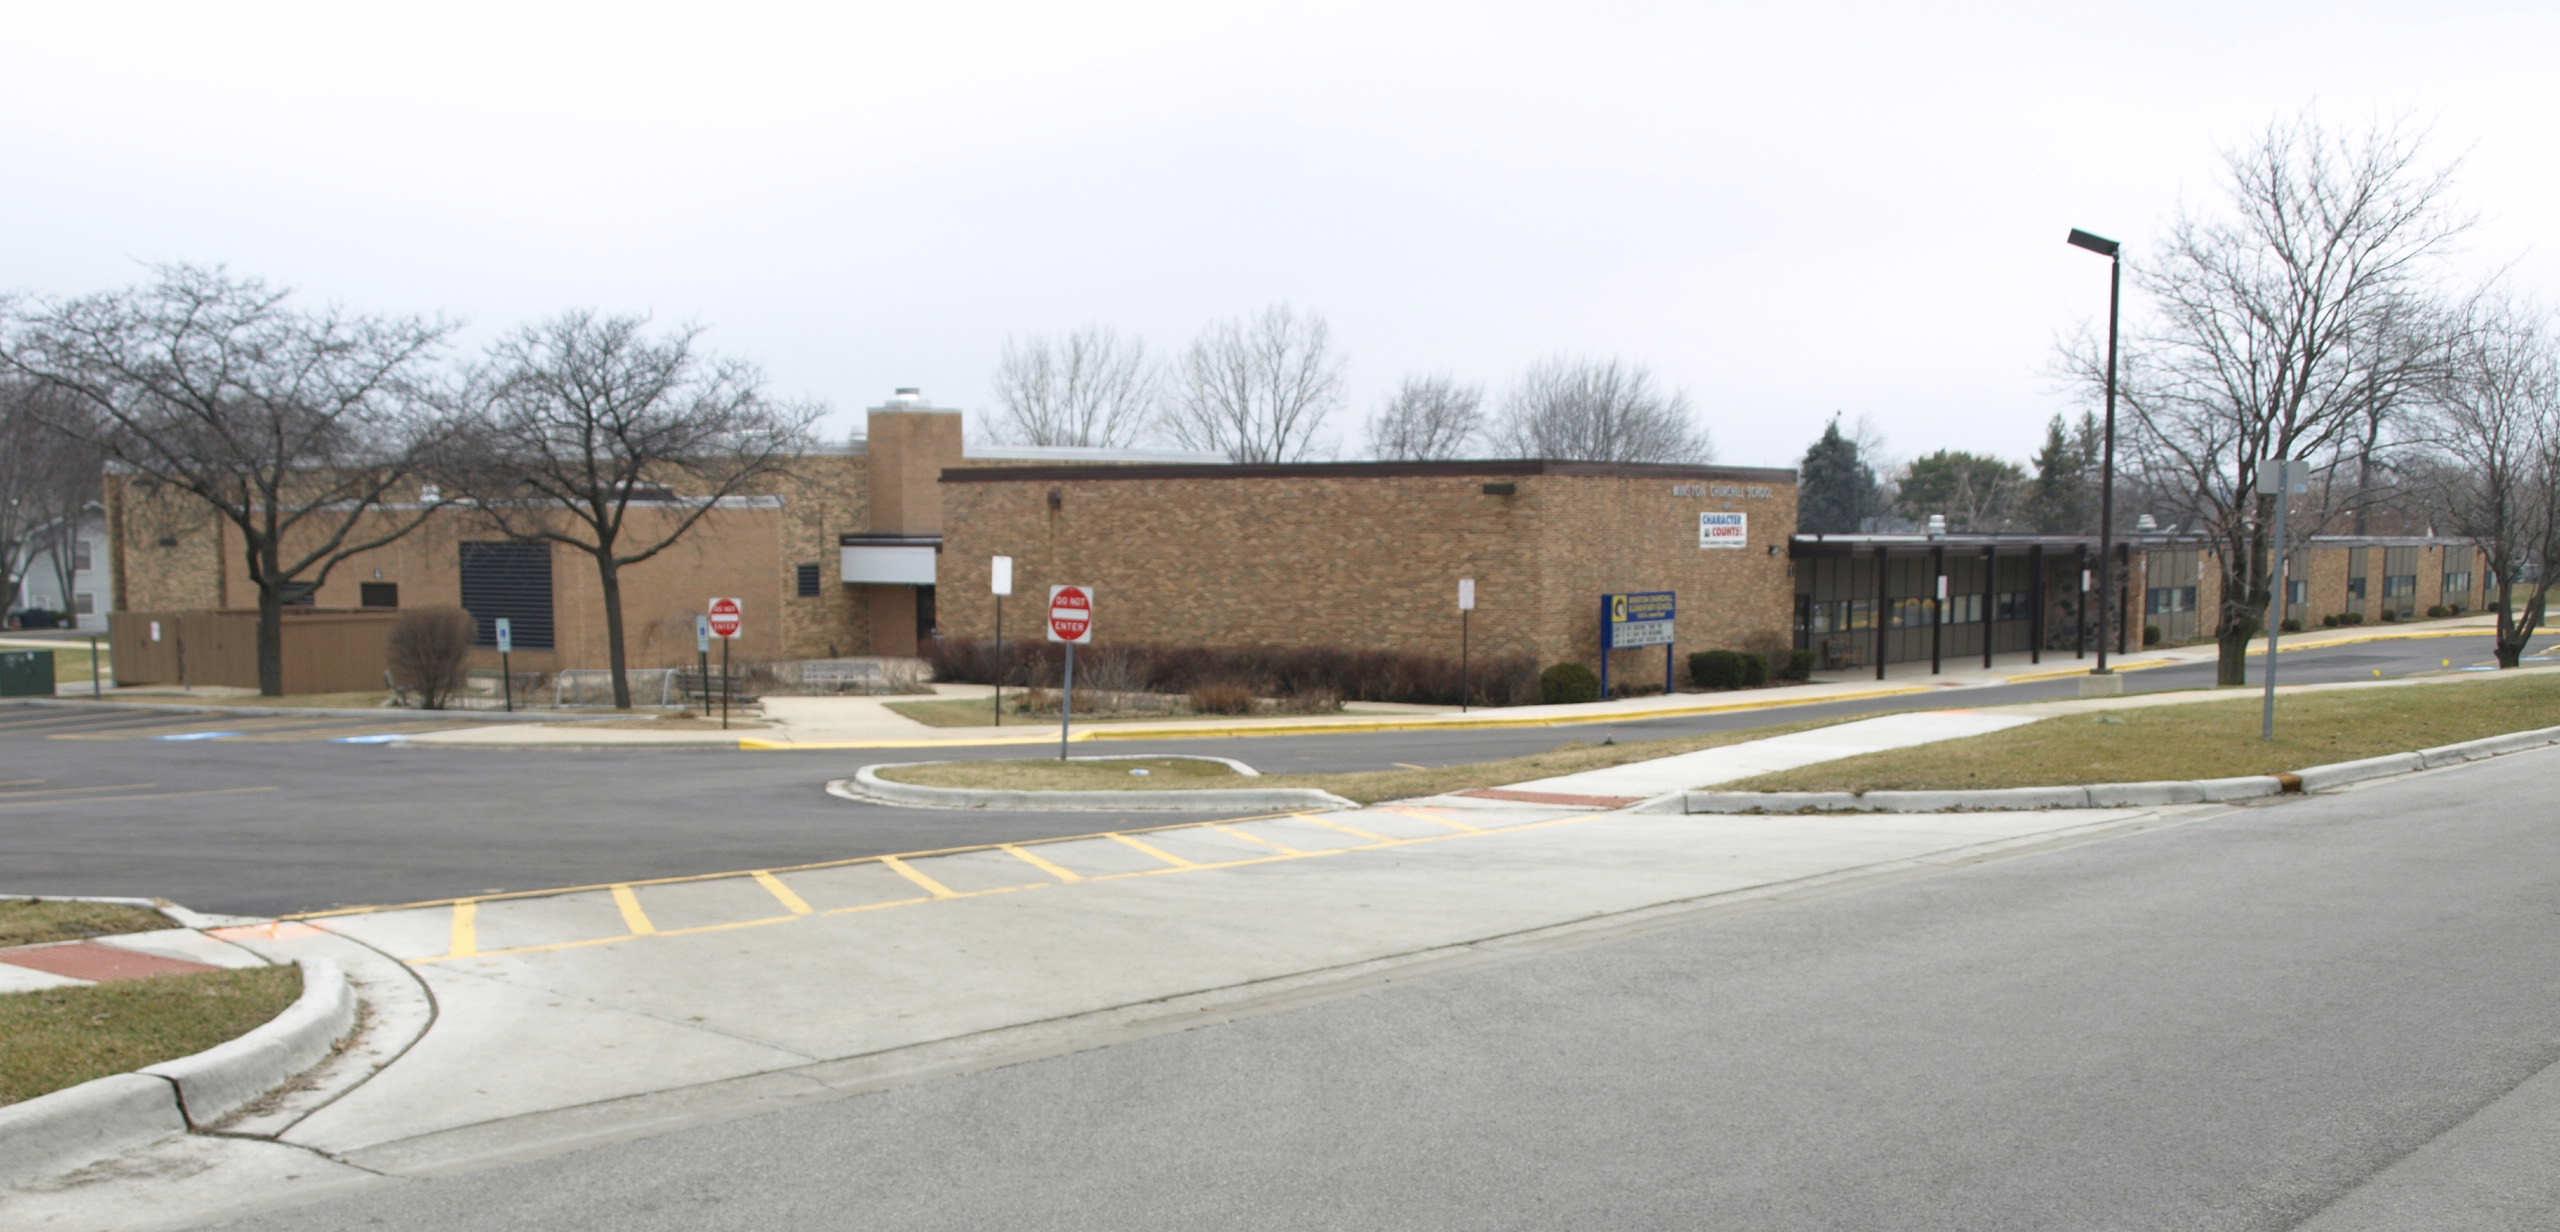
(891, 387, 922, 405)
(1926, 514, 1948, 538)
(2135, 514, 2159, 533)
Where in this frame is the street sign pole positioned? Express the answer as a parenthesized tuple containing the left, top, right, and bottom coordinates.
(1458, 578, 1475, 713)
(992, 555, 1013, 728)
(696, 616, 712, 719)
(1599, 594, 1613, 701)
(89, 634, 101, 698)
(1046, 583, 1092, 761)
(496, 618, 514, 712)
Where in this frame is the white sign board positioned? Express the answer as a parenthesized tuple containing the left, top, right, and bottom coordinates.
(695, 615, 711, 654)
(991, 555, 1014, 597)
(1458, 578, 1476, 611)
(1047, 584, 1093, 644)
(149, 621, 161, 642)
(1935, 575, 1949, 602)
(1699, 511, 1748, 550)
(495, 617, 513, 654)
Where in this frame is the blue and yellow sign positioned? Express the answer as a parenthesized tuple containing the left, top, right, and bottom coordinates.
(1603, 591, 1676, 650)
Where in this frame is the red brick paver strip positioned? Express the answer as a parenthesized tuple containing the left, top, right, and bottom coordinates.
(1456, 787, 1648, 809)
(0, 940, 223, 983)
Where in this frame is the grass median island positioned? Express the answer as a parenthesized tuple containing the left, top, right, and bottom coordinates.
(0, 898, 174, 948)
(0, 965, 302, 1106)
(1732, 672, 2560, 793)
(875, 716, 1846, 805)
(881, 756, 1245, 791)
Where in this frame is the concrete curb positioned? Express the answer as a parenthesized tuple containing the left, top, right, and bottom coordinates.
(841, 756, 1359, 813)
(0, 959, 351, 1188)
(142, 958, 355, 1127)
(0, 1073, 186, 1189)
(1678, 724, 2560, 815)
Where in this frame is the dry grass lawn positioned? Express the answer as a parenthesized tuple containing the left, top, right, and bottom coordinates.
(878, 716, 1846, 805)
(887, 698, 1191, 728)
(1733, 672, 2560, 792)
(0, 966, 301, 1106)
(0, 898, 173, 948)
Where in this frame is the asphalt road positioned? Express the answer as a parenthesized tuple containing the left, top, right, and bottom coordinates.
(0, 634, 2524, 916)
(208, 745, 2560, 1231)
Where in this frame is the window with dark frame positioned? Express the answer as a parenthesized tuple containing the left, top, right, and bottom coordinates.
(360, 582, 399, 609)
(796, 562, 821, 597)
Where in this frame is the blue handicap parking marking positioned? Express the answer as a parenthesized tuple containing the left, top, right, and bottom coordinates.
(332, 733, 409, 744)
(157, 731, 241, 741)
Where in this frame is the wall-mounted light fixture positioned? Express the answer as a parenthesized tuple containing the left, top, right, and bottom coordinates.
(1046, 487, 1063, 512)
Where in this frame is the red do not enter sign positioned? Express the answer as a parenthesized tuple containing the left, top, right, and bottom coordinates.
(1047, 584, 1092, 644)
(707, 596, 743, 639)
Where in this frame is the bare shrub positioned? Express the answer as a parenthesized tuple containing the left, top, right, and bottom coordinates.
(1188, 680, 1257, 715)
(388, 608, 474, 710)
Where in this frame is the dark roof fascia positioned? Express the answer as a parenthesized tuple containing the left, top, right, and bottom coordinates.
(938, 459, 1800, 485)
(1788, 532, 2212, 558)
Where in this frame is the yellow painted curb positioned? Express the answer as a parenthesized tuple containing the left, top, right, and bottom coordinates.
(2003, 657, 2185, 685)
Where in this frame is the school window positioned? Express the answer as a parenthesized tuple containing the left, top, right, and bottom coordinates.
(2346, 577, 2366, 599)
(796, 562, 822, 597)
(1994, 591, 2031, 622)
(73, 592, 94, 615)
(360, 582, 399, 609)
(2383, 575, 2416, 599)
(2442, 571, 2471, 599)
(2286, 580, 2307, 605)
(73, 541, 92, 571)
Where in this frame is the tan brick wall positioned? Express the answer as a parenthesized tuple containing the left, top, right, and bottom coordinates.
(935, 467, 1799, 682)
(102, 476, 228, 612)
(866, 411, 963, 535)
(203, 504, 788, 672)
(769, 454, 872, 660)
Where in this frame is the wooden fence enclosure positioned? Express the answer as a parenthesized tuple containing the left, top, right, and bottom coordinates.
(109, 609, 402, 694)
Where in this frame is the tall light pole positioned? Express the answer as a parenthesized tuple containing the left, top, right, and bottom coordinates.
(2067, 227, 2121, 674)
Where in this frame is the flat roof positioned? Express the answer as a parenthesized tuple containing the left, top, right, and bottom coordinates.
(940, 458, 1799, 484)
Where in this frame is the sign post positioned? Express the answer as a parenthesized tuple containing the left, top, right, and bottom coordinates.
(495, 618, 515, 712)
(89, 634, 102, 698)
(708, 597, 743, 730)
(1457, 578, 1476, 713)
(2260, 458, 2309, 741)
(1047, 584, 1093, 760)
(992, 555, 1014, 727)
(694, 615, 712, 718)
(1600, 591, 1677, 699)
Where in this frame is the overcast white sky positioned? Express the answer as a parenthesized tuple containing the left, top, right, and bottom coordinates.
(6, 1, 2554, 469)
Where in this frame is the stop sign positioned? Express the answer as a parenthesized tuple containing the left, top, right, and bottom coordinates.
(707, 596, 743, 639)
(1046, 584, 1092, 644)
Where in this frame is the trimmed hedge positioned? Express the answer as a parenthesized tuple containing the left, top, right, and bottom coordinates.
(925, 637, 1539, 707)
(1688, 649, 1746, 690)
(1538, 662, 1601, 705)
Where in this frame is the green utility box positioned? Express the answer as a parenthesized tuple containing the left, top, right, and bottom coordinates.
(0, 649, 54, 697)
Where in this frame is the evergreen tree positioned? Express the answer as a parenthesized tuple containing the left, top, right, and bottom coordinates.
(2024, 414, 2090, 532)
(1798, 414, 1878, 533)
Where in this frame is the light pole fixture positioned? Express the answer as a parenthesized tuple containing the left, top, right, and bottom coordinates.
(2067, 227, 2121, 674)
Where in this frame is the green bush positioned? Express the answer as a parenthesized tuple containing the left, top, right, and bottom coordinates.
(2340, 611, 2365, 626)
(1781, 649, 1817, 681)
(2279, 617, 2303, 633)
(1538, 662, 1601, 704)
(2320, 614, 2339, 628)
(1688, 649, 1745, 690)
(1738, 653, 1768, 687)
(2143, 624, 2162, 647)
(2426, 604, 2450, 619)
(2450, 603, 2466, 616)
(2380, 608, 2400, 623)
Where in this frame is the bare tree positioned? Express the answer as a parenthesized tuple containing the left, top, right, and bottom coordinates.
(1160, 304, 1344, 463)
(0, 380, 105, 615)
(2089, 116, 2468, 685)
(2, 265, 452, 693)
(1490, 356, 1712, 463)
(989, 326, 1156, 447)
(2421, 301, 2558, 667)
(433, 312, 820, 709)
(1365, 374, 1483, 460)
